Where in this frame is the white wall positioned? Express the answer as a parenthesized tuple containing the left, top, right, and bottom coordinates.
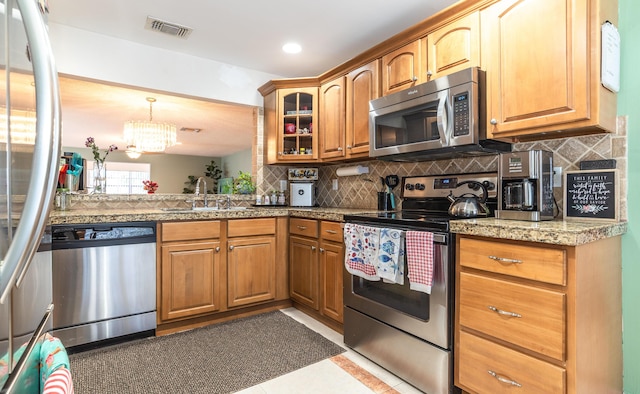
(221, 149, 252, 178)
(48, 24, 283, 107)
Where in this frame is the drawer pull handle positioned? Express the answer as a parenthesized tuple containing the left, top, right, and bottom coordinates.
(297, 226, 307, 230)
(488, 305, 522, 318)
(488, 255, 523, 264)
(487, 370, 522, 387)
(325, 230, 337, 234)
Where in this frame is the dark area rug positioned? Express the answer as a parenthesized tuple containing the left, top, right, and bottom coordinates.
(69, 311, 345, 393)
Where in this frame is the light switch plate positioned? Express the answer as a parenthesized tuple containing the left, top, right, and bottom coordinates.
(332, 179, 338, 190)
(553, 167, 562, 188)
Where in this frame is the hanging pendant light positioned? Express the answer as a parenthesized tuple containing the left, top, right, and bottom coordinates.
(123, 97, 177, 157)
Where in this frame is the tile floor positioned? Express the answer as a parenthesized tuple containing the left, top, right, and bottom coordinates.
(235, 308, 424, 394)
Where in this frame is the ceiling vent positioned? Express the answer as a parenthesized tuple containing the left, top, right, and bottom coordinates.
(145, 16, 193, 39)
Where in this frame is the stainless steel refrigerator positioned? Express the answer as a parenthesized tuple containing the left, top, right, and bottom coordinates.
(0, 0, 61, 392)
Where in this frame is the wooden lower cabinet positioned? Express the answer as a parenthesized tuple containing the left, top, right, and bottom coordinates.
(289, 218, 344, 327)
(227, 235, 276, 307)
(289, 235, 319, 309)
(455, 235, 622, 394)
(157, 217, 288, 334)
(160, 240, 222, 321)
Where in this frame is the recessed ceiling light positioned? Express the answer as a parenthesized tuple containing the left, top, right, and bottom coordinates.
(282, 42, 302, 54)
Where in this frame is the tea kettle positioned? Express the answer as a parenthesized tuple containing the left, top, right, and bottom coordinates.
(447, 180, 490, 218)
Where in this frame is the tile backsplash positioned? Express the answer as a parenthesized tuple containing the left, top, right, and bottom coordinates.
(260, 116, 628, 220)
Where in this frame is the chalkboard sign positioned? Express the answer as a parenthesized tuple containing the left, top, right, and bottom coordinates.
(564, 170, 618, 221)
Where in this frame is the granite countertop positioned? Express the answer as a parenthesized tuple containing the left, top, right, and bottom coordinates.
(49, 204, 627, 246)
(451, 218, 628, 246)
(48, 206, 380, 225)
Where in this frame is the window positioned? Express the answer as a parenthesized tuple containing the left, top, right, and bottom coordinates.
(87, 162, 151, 194)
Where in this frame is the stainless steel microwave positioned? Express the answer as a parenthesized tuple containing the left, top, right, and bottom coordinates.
(369, 67, 511, 161)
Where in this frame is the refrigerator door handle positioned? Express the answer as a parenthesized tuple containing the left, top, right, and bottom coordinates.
(2, 304, 54, 391)
(0, 0, 61, 302)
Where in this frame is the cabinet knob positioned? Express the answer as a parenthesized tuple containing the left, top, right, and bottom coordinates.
(487, 371, 522, 388)
(490, 118, 498, 125)
(346, 145, 352, 149)
(311, 246, 316, 251)
(426, 70, 433, 78)
(278, 151, 283, 156)
(229, 245, 234, 251)
(412, 76, 418, 82)
(215, 246, 220, 252)
(320, 248, 325, 253)
(337, 147, 343, 152)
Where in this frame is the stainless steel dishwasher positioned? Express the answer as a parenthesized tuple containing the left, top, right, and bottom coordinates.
(51, 221, 157, 348)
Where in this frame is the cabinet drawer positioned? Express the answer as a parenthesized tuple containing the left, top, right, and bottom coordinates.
(457, 331, 566, 393)
(320, 221, 343, 243)
(459, 237, 566, 285)
(162, 221, 221, 242)
(290, 218, 318, 238)
(228, 218, 276, 237)
(459, 272, 565, 361)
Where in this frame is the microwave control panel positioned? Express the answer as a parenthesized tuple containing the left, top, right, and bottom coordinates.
(452, 92, 470, 136)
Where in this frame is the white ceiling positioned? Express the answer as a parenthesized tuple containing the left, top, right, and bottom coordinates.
(46, 0, 458, 157)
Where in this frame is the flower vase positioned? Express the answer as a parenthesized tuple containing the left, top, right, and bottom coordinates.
(93, 161, 107, 194)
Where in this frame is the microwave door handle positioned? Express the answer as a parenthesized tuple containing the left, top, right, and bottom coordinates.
(436, 95, 450, 146)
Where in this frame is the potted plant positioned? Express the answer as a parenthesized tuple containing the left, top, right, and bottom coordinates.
(233, 171, 256, 194)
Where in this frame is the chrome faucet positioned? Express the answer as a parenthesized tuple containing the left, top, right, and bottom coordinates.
(195, 177, 208, 208)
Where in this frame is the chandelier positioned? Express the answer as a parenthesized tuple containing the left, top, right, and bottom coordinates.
(0, 107, 37, 145)
(123, 97, 177, 158)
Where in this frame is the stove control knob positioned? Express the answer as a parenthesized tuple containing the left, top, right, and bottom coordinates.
(415, 183, 425, 191)
(482, 180, 496, 190)
(405, 184, 415, 191)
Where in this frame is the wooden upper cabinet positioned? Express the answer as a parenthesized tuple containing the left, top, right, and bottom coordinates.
(424, 11, 480, 81)
(481, 0, 617, 139)
(381, 39, 423, 96)
(319, 76, 346, 160)
(345, 60, 379, 159)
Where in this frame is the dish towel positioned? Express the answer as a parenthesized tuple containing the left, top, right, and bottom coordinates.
(376, 228, 405, 284)
(406, 231, 434, 294)
(344, 223, 380, 281)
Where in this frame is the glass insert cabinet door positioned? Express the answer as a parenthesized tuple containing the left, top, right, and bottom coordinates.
(277, 87, 318, 162)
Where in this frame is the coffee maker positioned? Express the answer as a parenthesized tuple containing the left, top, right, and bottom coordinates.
(496, 150, 555, 221)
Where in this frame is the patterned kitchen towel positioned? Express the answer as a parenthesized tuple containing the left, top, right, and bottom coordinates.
(343, 223, 380, 281)
(376, 228, 405, 284)
(405, 231, 434, 294)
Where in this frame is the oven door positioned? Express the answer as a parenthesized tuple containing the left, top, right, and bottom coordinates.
(343, 231, 451, 350)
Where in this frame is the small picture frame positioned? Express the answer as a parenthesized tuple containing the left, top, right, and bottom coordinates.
(564, 169, 618, 222)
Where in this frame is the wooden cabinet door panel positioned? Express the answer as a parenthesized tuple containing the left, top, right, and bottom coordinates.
(457, 331, 566, 394)
(160, 241, 221, 321)
(289, 235, 319, 309)
(482, 0, 589, 136)
(459, 272, 566, 361)
(425, 12, 479, 81)
(346, 60, 379, 158)
(458, 237, 566, 285)
(227, 236, 276, 307)
(319, 76, 346, 160)
(320, 241, 344, 323)
(382, 40, 422, 96)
